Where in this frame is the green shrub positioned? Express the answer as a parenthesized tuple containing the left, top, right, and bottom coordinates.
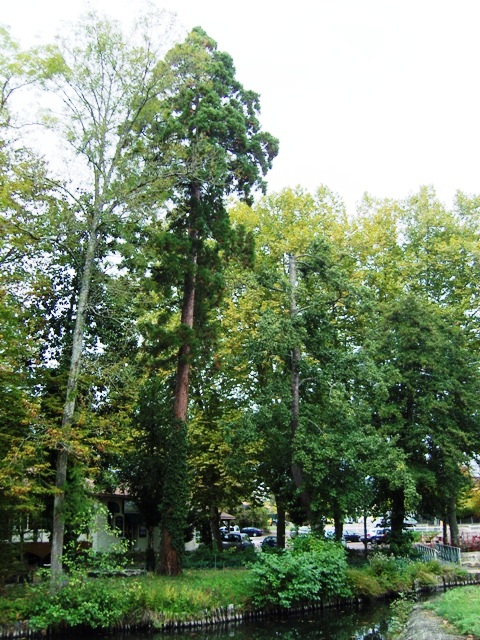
(369, 552, 410, 576)
(25, 573, 140, 631)
(248, 538, 351, 608)
(22, 568, 253, 632)
(0, 585, 29, 625)
(346, 553, 468, 599)
(388, 592, 416, 636)
(346, 552, 415, 597)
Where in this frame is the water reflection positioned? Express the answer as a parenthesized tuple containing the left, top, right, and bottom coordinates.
(110, 604, 391, 640)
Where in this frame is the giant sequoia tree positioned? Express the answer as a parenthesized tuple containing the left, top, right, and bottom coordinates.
(136, 27, 278, 575)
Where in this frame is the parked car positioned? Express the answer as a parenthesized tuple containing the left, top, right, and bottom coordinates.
(343, 530, 361, 542)
(221, 532, 254, 550)
(290, 525, 311, 538)
(261, 535, 277, 550)
(361, 531, 374, 544)
(219, 525, 239, 534)
(371, 528, 390, 544)
(241, 527, 263, 537)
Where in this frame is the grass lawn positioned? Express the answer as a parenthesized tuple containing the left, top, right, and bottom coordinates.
(426, 585, 480, 638)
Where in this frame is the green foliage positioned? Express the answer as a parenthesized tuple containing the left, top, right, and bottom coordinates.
(0, 560, 475, 633)
(21, 569, 252, 632)
(347, 553, 417, 597)
(160, 417, 189, 569)
(3, 2, 480, 593)
(346, 553, 468, 600)
(387, 592, 416, 636)
(368, 553, 413, 588)
(426, 586, 480, 637)
(346, 567, 385, 598)
(132, 569, 252, 621)
(25, 572, 139, 631)
(0, 584, 28, 625)
(120, 376, 172, 534)
(248, 538, 351, 608)
(233, 505, 270, 531)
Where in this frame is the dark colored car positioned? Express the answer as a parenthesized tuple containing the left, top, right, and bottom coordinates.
(371, 528, 390, 544)
(261, 535, 277, 550)
(343, 530, 361, 542)
(221, 532, 254, 550)
(241, 527, 263, 537)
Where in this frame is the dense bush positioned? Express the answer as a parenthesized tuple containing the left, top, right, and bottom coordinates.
(346, 553, 468, 599)
(25, 572, 140, 631)
(132, 569, 251, 619)
(347, 552, 419, 598)
(22, 568, 252, 632)
(248, 536, 351, 608)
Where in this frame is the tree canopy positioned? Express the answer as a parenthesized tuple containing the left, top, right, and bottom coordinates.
(1, 12, 480, 585)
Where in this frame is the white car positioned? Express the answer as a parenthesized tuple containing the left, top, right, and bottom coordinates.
(298, 525, 311, 535)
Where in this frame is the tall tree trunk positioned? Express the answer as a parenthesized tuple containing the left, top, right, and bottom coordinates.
(288, 254, 312, 521)
(50, 214, 99, 582)
(173, 238, 197, 422)
(363, 513, 369, 556)
(447, 496, 459, 547)
(390, 488, 406, 552)
(275, 499, 286, 549)
(159, 183, 199, 576)
(209, 505, 222, 551)
(333, 506, 344, 542)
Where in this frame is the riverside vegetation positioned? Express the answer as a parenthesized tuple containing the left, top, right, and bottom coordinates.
(425, 586, 480, 638)
(1, 537, 477, 637)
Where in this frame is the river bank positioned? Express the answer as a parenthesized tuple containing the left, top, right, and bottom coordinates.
(397, 605, 465, 640)
(1, 570, 480, 639)
(2, 537, 480, 640)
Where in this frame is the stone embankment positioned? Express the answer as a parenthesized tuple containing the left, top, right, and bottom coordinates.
(462, 551, 480, 570)
(397, 605, 464, 640)
(398, 569, 480, 640)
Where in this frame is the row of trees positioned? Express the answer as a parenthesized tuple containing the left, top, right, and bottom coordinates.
(1, 9, 480, 583)
(0, 11, 278, 579)
(224, 187, 480, 552)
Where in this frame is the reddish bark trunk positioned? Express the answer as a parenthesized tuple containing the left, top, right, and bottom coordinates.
(159, 529, 179, 575)
(159, 183, 200, 576)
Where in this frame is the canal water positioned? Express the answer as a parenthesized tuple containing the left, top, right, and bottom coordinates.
(106, 603, 393, 640)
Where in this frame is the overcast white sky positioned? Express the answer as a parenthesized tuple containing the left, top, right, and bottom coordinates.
(3, 0, 480, 214)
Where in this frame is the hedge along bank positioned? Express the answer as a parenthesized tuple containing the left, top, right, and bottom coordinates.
(1, 541, 480, 637)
